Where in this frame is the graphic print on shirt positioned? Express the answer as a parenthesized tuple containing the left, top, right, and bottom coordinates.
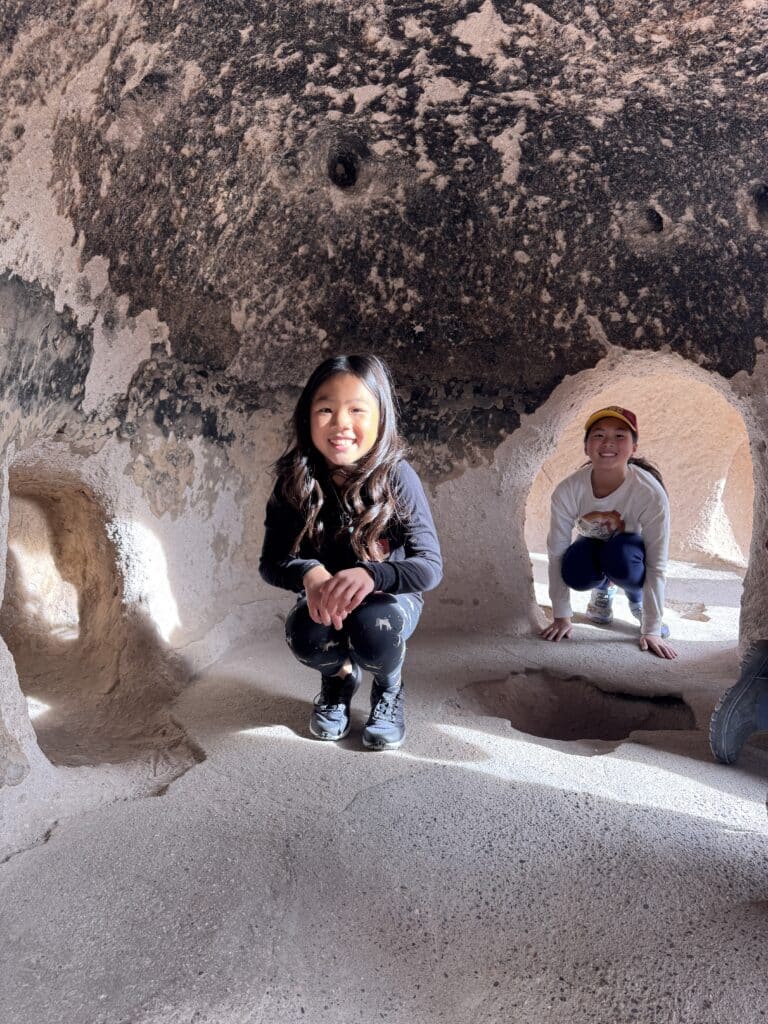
(576, 509, 626, 541)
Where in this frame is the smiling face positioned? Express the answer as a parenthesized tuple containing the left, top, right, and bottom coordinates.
(584, 416, 638, 471)
(309, 372, 381, 469)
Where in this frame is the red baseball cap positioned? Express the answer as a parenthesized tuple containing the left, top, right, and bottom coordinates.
(584, 406, 638, 434)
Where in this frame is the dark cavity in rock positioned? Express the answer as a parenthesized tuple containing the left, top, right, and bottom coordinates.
(459, 669, 695, 742)
(327, 137, 368, 189)
(644, 207, 664, 233)
(129, 69, 171, 101)
(752, 183, 768, 229)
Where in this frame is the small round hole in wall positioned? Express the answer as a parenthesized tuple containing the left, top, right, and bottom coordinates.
(328, 150, 359, 188)
(751, 183, 768, 229)
(644, 207, 664, 233)
(327, 137, 369, 190)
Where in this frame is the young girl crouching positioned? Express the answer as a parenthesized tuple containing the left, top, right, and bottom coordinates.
(259, 355, 443, 748)
(540, 406, 677, 660)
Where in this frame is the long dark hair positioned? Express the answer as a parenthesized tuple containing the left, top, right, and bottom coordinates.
(583, 424, 666, 492)
(274, 355, 408, 559)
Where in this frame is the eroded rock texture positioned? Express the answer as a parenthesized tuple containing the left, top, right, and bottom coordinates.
(3, 1, 768, 453)
(1, 1, 767, 784)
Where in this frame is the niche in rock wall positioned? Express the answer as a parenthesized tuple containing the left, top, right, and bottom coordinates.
(0, 465, 202, 786)
(0, 473, 126, 764)
(524, 372, 753, 639)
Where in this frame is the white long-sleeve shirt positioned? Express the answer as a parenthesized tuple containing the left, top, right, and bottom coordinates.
(547, 464, 670, 635)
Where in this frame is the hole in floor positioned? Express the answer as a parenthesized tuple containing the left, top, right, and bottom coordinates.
(459, 670, 695, 742)
(0, 467, 203, 785)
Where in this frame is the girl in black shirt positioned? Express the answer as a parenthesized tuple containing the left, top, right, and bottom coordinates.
(259, 355, 442, 750)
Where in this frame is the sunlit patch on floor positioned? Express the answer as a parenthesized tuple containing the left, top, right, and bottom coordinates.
(666, 599, 710, 622)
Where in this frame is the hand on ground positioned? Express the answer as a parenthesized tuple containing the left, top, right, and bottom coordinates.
(639, 635, 678, 659)
(540, 617, 573, 642)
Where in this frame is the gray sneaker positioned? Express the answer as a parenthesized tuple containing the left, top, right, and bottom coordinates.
(362, 681, 405, 750)
(710, 640, 768, 764)
(586, 584, 616, 624)
(310, 664, 362, 741)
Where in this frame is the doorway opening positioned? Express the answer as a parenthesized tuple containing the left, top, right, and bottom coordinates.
(524, 367, 753, 646)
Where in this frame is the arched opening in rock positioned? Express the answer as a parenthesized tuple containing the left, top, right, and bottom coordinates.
(0, 460, 203, 784)
(0, 472, 121, 765)
(524, 364, 754, 644)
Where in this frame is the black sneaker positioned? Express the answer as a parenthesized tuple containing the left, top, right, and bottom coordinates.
(362, 681, 405, 750)
(709, 640, 768, 764)
(309, 664, 362, 741)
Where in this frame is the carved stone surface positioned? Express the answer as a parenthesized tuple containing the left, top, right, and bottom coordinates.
(2, 1, 768, 463)
(0, 1, 767, 794)
(2, 10, 768, 1021)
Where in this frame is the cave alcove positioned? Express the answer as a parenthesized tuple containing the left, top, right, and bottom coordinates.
(0, 456, 201, 782)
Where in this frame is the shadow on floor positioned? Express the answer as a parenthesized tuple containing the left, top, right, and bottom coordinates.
(176, 667, 494, 765)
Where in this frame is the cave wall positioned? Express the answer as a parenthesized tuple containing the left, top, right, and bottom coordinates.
(1, 0, 768, 782)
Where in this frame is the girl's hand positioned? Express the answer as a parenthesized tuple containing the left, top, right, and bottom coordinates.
(540, 617, 573, 642)
(317, 568, 375, 630)
(302, 566, 333, 624)
(639, 635, 678, 660)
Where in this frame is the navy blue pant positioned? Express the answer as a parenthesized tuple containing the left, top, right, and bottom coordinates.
(285, 593, 421, 690)
(561, 533, 645, 603)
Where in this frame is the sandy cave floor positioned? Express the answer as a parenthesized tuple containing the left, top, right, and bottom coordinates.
(1, 559, 768, 1024)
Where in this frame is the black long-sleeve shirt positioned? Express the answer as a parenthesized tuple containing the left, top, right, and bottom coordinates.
(259, 460, 443, 601)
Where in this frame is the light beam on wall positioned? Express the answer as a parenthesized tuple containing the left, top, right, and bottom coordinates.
(26, 696, 50, 720)
(115, 521, 181, 643)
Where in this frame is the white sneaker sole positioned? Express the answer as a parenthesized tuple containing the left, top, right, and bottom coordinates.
(309, 721, 351, 741)
(586, 610, 613, 625)
(362, 730, 406, 751)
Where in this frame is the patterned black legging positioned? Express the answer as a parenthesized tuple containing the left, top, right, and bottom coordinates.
(285, 593, 421, 690)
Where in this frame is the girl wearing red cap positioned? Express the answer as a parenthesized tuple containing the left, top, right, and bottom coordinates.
(540, 406, 677, 659)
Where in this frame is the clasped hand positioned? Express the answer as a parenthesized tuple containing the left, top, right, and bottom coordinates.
(304, 566, 374, 630)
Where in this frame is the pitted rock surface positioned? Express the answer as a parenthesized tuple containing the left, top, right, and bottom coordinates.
(2, 1, 767, 465)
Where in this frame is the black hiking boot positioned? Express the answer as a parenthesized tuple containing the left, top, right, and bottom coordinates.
(309, 664, 362, 741)
(710, 640, 768, 764)
(362, 680, 405, 750)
